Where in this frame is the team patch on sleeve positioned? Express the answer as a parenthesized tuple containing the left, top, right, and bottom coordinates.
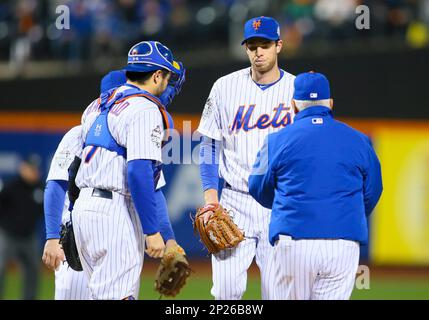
(151, 125, 162, 148)
(55, 149, 74, 170)
(202, 97, 213, 120)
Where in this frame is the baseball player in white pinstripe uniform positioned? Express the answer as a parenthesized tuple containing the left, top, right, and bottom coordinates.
(70, 41, 184, 300)
(42, 125, 90, 300)
(43, 125, 175, 300)
(197, 16, 295, 300)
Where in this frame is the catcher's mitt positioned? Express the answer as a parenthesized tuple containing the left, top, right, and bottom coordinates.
(59, 220, 83, 272)
(193, 203, 244, 254)
(154, 244, 191, 297)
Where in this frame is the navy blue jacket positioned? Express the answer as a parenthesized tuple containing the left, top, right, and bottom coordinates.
(249, 106, 382, 246)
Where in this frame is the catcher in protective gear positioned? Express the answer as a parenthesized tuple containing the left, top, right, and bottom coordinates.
(193, 203, 245, 254)
(59, 220, 83, 271)
(154, 243, 192, 297)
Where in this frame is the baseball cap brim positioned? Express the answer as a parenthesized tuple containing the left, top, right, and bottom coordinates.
(241, 34, 280, 45)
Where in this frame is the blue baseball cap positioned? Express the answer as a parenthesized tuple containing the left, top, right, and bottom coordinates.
(124, 40, 181, 74)
(100, 70, 126, 94)
(293, 72, 331, 101)
(241, 16, 280, 45)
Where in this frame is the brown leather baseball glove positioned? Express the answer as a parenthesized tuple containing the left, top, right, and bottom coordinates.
(193, 203, 244, 254)
(154, 244, 192, 297)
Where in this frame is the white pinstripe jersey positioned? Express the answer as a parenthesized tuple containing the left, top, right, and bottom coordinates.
(46, 125, 83, 223)
(198, 67, 295, 193)
(76, 85, 166, 195)
(47, 128, 91, 301)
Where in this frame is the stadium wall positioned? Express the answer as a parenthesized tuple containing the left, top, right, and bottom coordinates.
(0, 113, 428, 263)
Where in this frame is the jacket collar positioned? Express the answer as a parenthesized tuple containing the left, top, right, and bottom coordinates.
(294, 106, 333, 122)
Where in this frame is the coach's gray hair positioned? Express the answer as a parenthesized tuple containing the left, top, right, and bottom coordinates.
(293, 99, 331, 111)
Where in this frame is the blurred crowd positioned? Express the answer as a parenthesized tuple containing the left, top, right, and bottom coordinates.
(0, 0, 428, 72)
(278, 0, 429, 54)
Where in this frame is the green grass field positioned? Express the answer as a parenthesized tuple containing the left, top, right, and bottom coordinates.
(3, 266, 429, 300)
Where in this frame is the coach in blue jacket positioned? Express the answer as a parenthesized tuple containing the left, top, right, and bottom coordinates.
(248, 72, 382, 300)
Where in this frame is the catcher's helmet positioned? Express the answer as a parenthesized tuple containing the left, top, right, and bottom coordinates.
(124, 41, 181, 75)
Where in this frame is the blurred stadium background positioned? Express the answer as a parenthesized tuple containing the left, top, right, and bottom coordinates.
(0, 0, 429, 300)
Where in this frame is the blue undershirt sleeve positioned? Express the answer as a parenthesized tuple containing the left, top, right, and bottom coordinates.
(155, 189, 175, 241)
(199, 135, 220, 191)
(44, 180, 68, 239)
(128, 159, 159, 235)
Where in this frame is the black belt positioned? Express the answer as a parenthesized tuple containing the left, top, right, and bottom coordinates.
(92, 188, 113, 199)
(223, 181, 249, 195)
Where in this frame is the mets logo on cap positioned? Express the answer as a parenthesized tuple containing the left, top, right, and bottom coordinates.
(252, 19, 261, 31)
(242, 16, 281, 45)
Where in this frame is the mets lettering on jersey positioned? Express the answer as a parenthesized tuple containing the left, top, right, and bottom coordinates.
(228, 103, 292, 133)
